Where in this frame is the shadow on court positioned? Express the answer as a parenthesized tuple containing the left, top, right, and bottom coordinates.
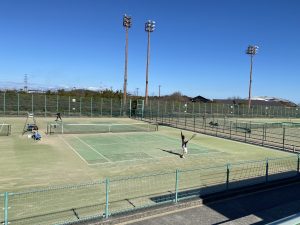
(159, 148, 182, 157)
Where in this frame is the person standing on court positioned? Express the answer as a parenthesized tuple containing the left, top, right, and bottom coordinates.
(55, 112, 62, 121)
(181, 131, 189, 158)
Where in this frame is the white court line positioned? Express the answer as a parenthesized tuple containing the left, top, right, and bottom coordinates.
(58, 135, 89, 165)
(74, 136, 112, 162)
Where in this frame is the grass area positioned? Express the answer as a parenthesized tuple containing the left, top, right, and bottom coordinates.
(0, 116, 295, 193)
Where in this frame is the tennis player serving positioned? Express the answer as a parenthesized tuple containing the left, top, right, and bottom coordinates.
(181, 131, 196, 158)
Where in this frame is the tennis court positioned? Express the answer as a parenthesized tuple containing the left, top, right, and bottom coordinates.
(60, 132, 222, 166)
(0, 116, 295, 192)
(1, 116, 299, 225)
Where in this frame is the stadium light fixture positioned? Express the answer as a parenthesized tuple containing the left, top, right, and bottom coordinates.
(246, 45, 259, 110)
(145, 20, 155, 106)
(123, 14, 132, 114)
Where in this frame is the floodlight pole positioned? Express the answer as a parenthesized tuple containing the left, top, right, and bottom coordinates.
(123, 14, 132, 115)
(248, 53, 253, 109)
(159, 85, 161, 98)
(145, 20, 155, 106)
(246, 45, 259, 110)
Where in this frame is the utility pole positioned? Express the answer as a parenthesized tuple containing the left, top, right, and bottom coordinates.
(159, 85, 161, 97)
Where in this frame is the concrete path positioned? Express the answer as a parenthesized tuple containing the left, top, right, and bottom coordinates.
(123, 182, 300, 225)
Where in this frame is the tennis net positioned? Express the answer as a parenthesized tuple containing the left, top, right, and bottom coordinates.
(0, 123, 11, 136)
(47, 122, 158, 134)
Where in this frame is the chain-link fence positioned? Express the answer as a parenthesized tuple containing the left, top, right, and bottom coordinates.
(143, 112, 300, 152)
(1, 156, 299, 225)
(1, 92, 300, 118)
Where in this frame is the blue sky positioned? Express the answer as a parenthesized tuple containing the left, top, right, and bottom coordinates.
(0, 0, 299, 102)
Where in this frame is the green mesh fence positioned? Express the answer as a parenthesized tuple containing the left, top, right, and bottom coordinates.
(1, 92, 300, 118)
(109, 172, 176, 215)
(143, 112, 300, 152)
(1, 155, 299, 225)
(6, 182, 106, 225)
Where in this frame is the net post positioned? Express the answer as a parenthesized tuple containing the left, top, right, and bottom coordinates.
(174, 169, 179, 203)
(265, 158, 269, 183)
(4, 192, 8, 225)
(226, 164, 230, 190)
(105, 178, 110, 219)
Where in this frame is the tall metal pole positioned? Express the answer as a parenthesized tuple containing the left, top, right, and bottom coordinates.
(145, 31, 150, 106)
(145, 20, 155, 106)
(246, 45, 259, 110)
(123, 14, 132, 115)
(159, 85, 161, 97)
(123, 26, 129, 111)
(248, 54, 253, 109)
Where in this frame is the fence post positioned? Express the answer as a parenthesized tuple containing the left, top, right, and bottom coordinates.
(283, 127, 286, 151)
(226, 164, 230, 190)
(91, 97, 93, 117)
(4, 192, 8, 225)
(56, 95, 59, 112)
(68, 96, 71, 116)
(44, 94, 47, 117)
(175, 169, 179, 203)
(110, 98, 113, 117)
(100, 98, 103, 116)
(3, 92, 5, 115)
(266, 158, 269, 183)
(17, 93, 20, 116)
(229, 121, 232, 139)
(105, 178, 110, 219)
(193, 114, 196, 132)
(31, 94, 34, 114)
(80, 97, 82, 117)
(297, 154, 300, 175)
(262, 125, 265, 146)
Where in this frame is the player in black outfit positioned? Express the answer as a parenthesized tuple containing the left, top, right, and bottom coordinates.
(55, 112, 62, 121)
(181, 131, 189, 158)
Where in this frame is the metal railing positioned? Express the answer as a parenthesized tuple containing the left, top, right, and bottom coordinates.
(1, 156, 299, 225)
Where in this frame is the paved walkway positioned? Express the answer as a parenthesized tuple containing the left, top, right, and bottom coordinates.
(123, 182, 300, 225)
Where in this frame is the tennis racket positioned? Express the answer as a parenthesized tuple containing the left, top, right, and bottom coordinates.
(188, 133, 197, 141)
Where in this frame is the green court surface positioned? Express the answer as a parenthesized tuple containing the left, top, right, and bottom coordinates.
(62, 132, 221, 165)
(0, 117, 296, 193)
